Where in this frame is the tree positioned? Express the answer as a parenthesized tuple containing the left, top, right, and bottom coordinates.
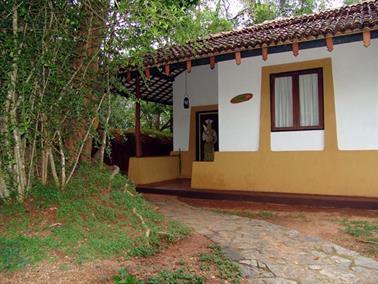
(0, 0, 233, 201)
(343, 0, 362, 5)
(230, 0, 333, 27)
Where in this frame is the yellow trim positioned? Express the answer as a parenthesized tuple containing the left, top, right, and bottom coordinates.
(128, 156, 179, 185)
(191, 58, 378, 198)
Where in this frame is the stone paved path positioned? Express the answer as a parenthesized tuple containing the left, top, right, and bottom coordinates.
(148, 195, 378, 284)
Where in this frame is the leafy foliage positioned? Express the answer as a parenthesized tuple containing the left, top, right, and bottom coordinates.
(343, 0, 362, 5)
(232, 0, 334, 27)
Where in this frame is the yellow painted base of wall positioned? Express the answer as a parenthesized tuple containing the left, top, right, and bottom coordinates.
(191, 151, 378, 198)
(191, 58, 378, 198)
(128, 156, 179, 185)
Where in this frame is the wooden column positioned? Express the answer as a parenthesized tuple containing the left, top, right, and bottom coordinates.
(292, 41, 299, 56)
(262, 47, 268, 61)
(326, 36, 334, 52)
(186, 60, 192, 73)
(209, 56, 215, 69)
(235, 51, 241, 65)
(135, 75, 142, 157)
(363, 30, 371, 47)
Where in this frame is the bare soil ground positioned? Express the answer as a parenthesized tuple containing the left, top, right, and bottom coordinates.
(0, 233, 246, 284)
(180, 197, 378, 260)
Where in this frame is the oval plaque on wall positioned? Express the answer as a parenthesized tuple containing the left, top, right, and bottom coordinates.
(230, 93, 253, 104)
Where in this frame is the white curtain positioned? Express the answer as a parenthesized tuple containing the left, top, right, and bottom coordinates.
(299, 74, 319, 127)
(274, 76, 293, 128)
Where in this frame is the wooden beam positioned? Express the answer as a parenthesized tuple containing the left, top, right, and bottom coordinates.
(235, 51, 241, 65)
(292, 41, 299, 56)
(186, 60, 192, 73)
(135, 75, 142, 157)
(145, 67, 150, 80)
(363, 30, 371, 47)
(165, 64, 170, 76)
(326, 36, 334, 52)
(262, 47, 268, 61)
(210, 56, 215, 69)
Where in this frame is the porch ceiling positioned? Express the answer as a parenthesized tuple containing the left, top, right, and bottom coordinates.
(117, 68, 185, 105)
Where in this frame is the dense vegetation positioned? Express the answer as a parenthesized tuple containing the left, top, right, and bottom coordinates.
(0, 0, 231, 200)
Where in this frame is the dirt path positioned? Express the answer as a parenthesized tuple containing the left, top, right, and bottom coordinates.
(147, 194, 378, 284)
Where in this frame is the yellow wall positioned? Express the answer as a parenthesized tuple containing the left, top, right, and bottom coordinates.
(191, 58, 378, 198)
(128, 156, 179, 185)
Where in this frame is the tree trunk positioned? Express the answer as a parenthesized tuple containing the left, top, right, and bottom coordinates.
(0, 168, 9, 200)
(154, 112, 161, 130)
(99, 94, 111, 169)
(135, 75, 143, 157)
(8, 4, 27, 201)
(65, 1, 108, 165)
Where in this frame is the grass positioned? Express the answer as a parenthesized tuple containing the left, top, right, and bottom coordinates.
(341, 219, 378, 256)
(113, 266, 205, 284)
(0, 163, 190, 271)
(113, 244, 242, 284)
(199, 244, 242, 284)
(212, 209, 275, 219)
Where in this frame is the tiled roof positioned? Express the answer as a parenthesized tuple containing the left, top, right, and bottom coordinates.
(144, 0, 378, 67)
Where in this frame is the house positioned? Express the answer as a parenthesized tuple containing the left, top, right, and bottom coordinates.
(122, 1, 378, 203)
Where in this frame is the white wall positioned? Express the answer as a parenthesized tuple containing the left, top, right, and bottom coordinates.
(271, 131, 324, 151)
(332, 40, 378, 150)
(217, 58, 262, 151)
(218, 38, 378, 151)
(173, 64, 218, 151)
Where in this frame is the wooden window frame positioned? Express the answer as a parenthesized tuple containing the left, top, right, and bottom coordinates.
(270, 68, 324, 132)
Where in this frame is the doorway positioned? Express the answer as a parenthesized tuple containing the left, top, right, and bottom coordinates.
(196, 110, 219, 161)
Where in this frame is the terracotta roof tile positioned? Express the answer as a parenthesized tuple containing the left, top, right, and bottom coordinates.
(144, 0, 378, 67)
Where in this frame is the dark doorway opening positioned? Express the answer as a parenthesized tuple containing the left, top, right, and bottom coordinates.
(196, 110, 219, 161)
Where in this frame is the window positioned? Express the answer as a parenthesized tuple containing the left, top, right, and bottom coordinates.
(270, 68, 324, 131)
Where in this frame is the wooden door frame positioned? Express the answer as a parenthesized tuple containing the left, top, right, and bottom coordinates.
(195, 110, 219, 161)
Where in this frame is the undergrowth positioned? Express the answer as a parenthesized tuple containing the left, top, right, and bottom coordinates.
(199, 244, 242, 283)
(114, 267, 205, 284)
(0, 163, 190, 271)
(113, 243, 242, 284)
(341, 219, 378, 256)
